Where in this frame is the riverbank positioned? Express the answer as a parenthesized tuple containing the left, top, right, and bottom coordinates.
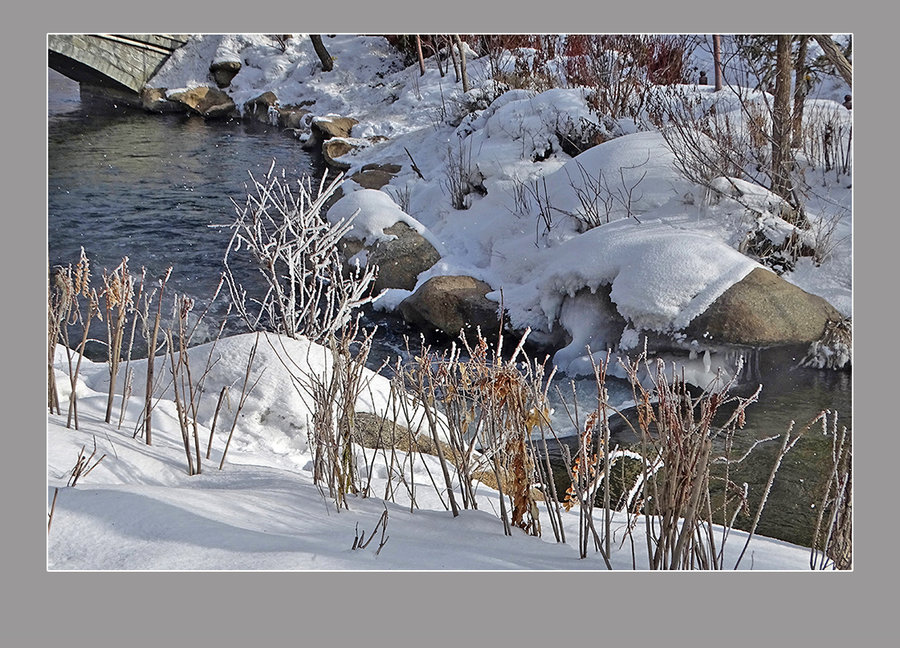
(143, 34, 852, 381)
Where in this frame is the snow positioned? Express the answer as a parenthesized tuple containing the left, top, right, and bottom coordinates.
(48, 34, 852, 571)
(326, 187, 444, 254)
(48, 333, 812, 570)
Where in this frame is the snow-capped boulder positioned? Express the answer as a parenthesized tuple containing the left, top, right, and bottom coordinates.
(304, 115, 360, 152)
(685, 267, 845, 347)
(327, 188, 442, 292)
(399, 275, 501, 340)
(243, 91, 278, 122)
(312, 115, 358, 139)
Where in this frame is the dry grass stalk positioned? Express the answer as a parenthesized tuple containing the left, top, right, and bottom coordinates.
(278, 317, 384, 509)
(351, 505, 390, 555)
(49, 249, 101, 431)
(615, 351, 807, 570)
(48, 488, 59, 534)
(392, 328, 551, 536)
(810, 412, 852, 570)
(206, 386, 229, 460)
(67, 437, 106, 487)
(102, 257, 134, 424)
(142, 267, 172, 446)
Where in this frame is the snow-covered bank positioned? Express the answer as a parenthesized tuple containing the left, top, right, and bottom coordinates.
(147, 34, 852, 379)
(48, 333, 812, 570)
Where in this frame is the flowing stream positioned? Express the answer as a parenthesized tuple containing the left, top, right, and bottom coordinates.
(48, 69, 851, 550)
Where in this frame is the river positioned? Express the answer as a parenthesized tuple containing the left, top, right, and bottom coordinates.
(47, 69, 851, 550)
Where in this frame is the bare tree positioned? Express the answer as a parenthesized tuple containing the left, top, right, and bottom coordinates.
(770, 35, 794, 204)
(310, 35, 333, 72)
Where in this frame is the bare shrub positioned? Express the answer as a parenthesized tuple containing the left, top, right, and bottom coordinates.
(443, 138, 483, 210)
(221, 162, 379, 343)
(616, 352, 812, 569)
(655, 88, 769, 190)
(266, 317, 383, 510)
(385, 183, 411, 213)
(559, 155, 648, 229)
(565, 35, 696, 120)
(393, 328, 555, 537)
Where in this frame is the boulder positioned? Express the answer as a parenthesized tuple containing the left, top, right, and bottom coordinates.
(399, 275, 501, 339)
(312, 115, 358, 140)
(276, 105, 310, 129)
(242, 93, 310, 128)
(684, 267, 845, 346)
(323, 138, 366, 170)
(243, 91, 279, 123)
(350, 163, 401, 190)
(368, 222, 441, 292)
(304, 115, 360, 151)
(209, 60, 242, 88)
(140, 87, 181, 113)
(167, 86, 236, 119)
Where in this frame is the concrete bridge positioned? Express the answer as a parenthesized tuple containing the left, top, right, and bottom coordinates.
(48, 34, 190, 103)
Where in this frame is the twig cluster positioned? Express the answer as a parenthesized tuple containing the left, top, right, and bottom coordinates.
(221, 161, 379, 343)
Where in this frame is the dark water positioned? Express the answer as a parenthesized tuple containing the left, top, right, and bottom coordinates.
(47, 69, 851, 550)
(48, 69, 321, 350)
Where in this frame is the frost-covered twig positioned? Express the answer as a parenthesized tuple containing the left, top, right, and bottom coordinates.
(220, 162, 378, 343)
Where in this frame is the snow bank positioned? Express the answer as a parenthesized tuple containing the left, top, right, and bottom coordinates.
(47, 332, 813, 570)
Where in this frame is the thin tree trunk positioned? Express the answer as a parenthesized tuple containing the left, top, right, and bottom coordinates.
(448, 35, 460, 82)
(770, 35, 794, 203)
(431, 35, 445, 76)
(454, 35, 469, 92)
(415, 35, 426, 76)
(712, 34, 723, 91)
(813, 35, 852, 87)
(792, 36, 809, 148)
(310, 35, 333, 72)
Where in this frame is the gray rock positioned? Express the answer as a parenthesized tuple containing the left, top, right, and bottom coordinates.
(368, 222, 441, 292)
(209, 60, 241, 88)
(684, 267, 845, 346)
(399, 275, 501, 339)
